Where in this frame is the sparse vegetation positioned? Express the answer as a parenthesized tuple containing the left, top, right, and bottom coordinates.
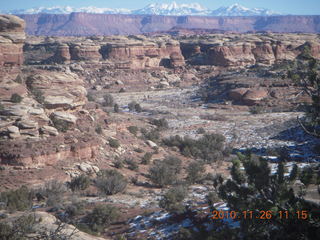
(0, 186, 33, 212)
(141, 152, 153, 164)
(150, 118, 169, 130)
(141, 128, 160, 142)
(103, 93, 114, 107)
(163, 133, 227, 163)
(196, 127, 206, 134)
(128, 101, 142, 112)
(148, 156, 182, 187)
(69, 174, 91, 192)
(10, 93, 23, 103)
(96, 169, 127, 195)
(31, 89, 45, 104)
(186, 161, 205, 184)
(84, 204, 119, 233)
(108, 138, 120, 148)
(95, 125, 102, 134)
(127, 125, 139, 135)
(249, 105, 264, 114)
(159, 185, 187, 214)
(114, 159, 124, 169)
(41, 180, 68, 207)
(87, 93, 95, 102)
(114, 103, 120, 112)
(52, 118, 70, 133)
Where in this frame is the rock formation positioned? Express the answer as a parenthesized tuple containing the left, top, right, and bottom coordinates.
(180, 34, 320, 67)
(0, 15, 25, 77)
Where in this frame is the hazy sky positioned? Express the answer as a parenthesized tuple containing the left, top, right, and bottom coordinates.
(1, 0, 319, 15)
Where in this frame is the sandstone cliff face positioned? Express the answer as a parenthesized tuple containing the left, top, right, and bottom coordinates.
(17, 14, 320, 36)
(0, 15, 25, 77)
(25, 35, 185, 69)
(181, 34, 320, 67)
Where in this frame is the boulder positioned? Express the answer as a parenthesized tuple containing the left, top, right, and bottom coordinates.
(146, 140, 157, 148)
(228, 88, 249, 101)
(51, 111, 77, 124)
(243, 89, 268, 105)
(40, 126, 59, 136)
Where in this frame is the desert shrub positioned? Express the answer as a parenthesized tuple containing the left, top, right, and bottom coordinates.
(84, 205, 119, 233)
(159, 185, 187, 214)
(134, 148, 144, 153)
(249, 105, 264, 114)
(150, 118, 169, 130)
(0, 102, 4, 111)
(31, 89, 45, 104)
(0, 186, 33, 212)
(95, 125, 102, 134)
(141, 152, 153, 164)
(119, 88, 126, 93)
(103, 93, 114, 107)
(10, 93, 23, 103)
(148, 156, 181, 187)
(124, 158, 139, 171)
(69, 175, 91, 192)
(52, 118, 69, 133)
(163, 133, 226, 163)
(186, 162, 205, 184)
(108, 138, 120, 148)
(114, 103, 120, 113)
(128, 101, 142, 112)
(162, 156, 182, 174)
(0, 214, 35, 239)
(141, 128, 160, 142)
(127, 125, 139, 135)
(135, 103, 142, 112)
(200, 114, 227, 121)
(65, 201, 86, 219)
(114, 159, 124, 169)
(96, 169, 127, 195)
(41, 180, 68, 207)
(87, 93, 95, 102)
(196, 127, 206, 134)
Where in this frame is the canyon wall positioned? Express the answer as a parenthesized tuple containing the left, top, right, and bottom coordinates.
(18, 13, 320, 36)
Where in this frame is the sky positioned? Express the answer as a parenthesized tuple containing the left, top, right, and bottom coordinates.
(0, 0, 319, 15)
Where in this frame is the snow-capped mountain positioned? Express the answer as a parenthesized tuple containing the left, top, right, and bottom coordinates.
(132, 2, 210, 16)
(211, 3, 280, 16)
(3, 2, 280, 16)
(6, 6, 131, 15)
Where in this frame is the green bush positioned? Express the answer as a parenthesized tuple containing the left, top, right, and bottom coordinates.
(103, 93, 114, 107)
(95, 125, 102, 134)
(141, 152, 153, 164)
(127, 126, 139, 135)
(128, 101, 142, 112)
(41, 180, 68, 207)
(148, 156, 181, 187)
(69, 175, 91, 192)
(52, 118, 69, 133)
(0, 215, 35, 239)
(159, 185, 187, 214)
(186, 162, 205, 184)
(84, 205, 119, 233)
(0, 186, 33, 212)
(31, 89, 45, 104)
(249, 105, 264, 114)
(96, 169, 127, 195)
(108, 138, 120, 148)
(197, 127, 206, 134)
(87, 93, 95, 102)
(150, 118, 169, 130)
(125, 158, 139, 171)
(163, 133, 226, 163)
(114, 103, 120, 113)
(114, 159, 124, 169)
(141, 128, 160, 142)
(134, 148, 144, 153)
(10, 93, 23, 103)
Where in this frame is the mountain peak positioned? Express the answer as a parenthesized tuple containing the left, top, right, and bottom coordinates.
(3, 2, 280, 16)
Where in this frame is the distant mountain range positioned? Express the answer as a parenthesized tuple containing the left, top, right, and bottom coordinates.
(3, 2, 281, 16)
